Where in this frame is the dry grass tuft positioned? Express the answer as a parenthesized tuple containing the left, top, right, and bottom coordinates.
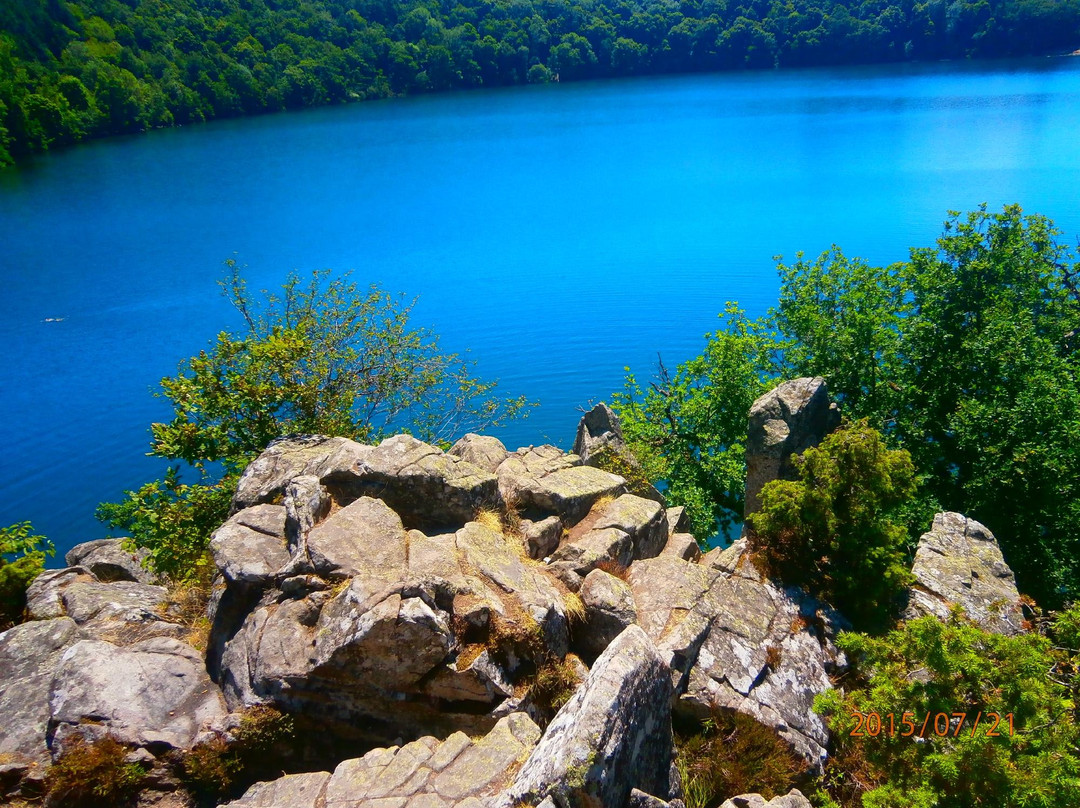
(45, 736, 147, 808)
(595, 559, 631, 581)
(563, 591, 587, 624)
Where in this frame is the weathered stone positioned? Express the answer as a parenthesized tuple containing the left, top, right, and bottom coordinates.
(577, 568, 638, 660)
(662, 533, 701, 562)
(520, 516, 562, 559)
(449, 434, 509, 472)
(325, 435, 499, 530)
(904, 512, 1025, 635)
(0, 618, 85, 764)
(210, 505, 290, 585)
(665, 507, 687, 535)
(64, 539, 152, 584)
(593, 494, 669, 559)
(719, 790, 812, 808)
(232, 435, 363, 511)
(630, 790, 688, 808)
(25, 568, 94, 620)
(49, 637, 227, 753)
(306, 496, 408, 584)
(744, 377, 840, 518)
(222, 772, 331, 808)
(549, 526, 633, 591)
(498, 446, 624, 524)
(573, 402, 626, 463)
(503, 625, 674, 807)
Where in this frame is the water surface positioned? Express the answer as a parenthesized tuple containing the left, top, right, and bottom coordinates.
(3, 57, 1080, 558)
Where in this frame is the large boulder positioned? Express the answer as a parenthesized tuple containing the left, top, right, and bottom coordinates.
(573, 402, 626, 463)
(0, 618, 85, 765)
(502, 625, 676, 807)
(744, 378, 840, 518)
(48, 636, 228, 753)
(449, 433, 509, 473)
(232, 435, 361, 511)
(576, 569, 639, 660)
(720, 791, 812, 808)
(210, 504, 291, 585)
(904, 512, 1025, 635)
(497, 446, 626, 524)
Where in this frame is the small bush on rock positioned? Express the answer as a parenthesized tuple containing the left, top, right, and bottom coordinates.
(747, 420, 915, 631)
(815, 612, 1080, 808)
(45, 736, 147, 808)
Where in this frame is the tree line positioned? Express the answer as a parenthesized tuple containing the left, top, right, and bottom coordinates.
(2, 0, 1080, 165)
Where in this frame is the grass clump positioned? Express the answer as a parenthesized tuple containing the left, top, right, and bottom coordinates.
(45, 736, 148, 808)
(594, 559, 631, 581)
(157, 558, 214, 651)
(529, 654, 584, 727)
(675, 709, 809, 808)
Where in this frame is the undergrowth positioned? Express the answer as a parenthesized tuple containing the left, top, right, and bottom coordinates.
(45, 736, 148, 808)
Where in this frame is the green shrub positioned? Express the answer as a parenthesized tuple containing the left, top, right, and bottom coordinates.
(815, 613, 1080, 808)
(747, 420, 915, 631)
(45, 736, 147, 807)
(0, 521, 54, 628)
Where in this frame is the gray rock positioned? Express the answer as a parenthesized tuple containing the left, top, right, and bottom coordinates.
(904, 512, 1025, 635)
(744, 378, 839, 518)
(232, 435, 362, 511)
(521, 515, 563, 559)
(25, 568, 94, 621)
(306, 496, 408, 584)
(630, 790, 687, 808)
(503, 625, 674, 807)
(210, 505, 291, 585)
(665, 507, 687, 534)
(498, 446, 624, 524)
(573, 402, 626, 462)
(719, 790, 811, 808)
(64, 539, 152, 584)
(577, 568, 638, 660)
(222, 771, 331, 808)
(48, 636, 227, 753)
(0, 617, 85, 764)
(449, 434, 509, 472)
(628, 555, 843, 766)
(326, 434, 500, 530)
(593, 494, 669, 559)
(662, 533, 701, 562)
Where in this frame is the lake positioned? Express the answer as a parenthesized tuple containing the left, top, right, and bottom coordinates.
(3, 57, 1080, 561)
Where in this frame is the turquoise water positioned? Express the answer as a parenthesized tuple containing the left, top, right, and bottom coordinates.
(3, 58, 1080, 559)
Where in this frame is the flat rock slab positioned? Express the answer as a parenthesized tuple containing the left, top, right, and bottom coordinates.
(225, 713, 541, 808)
(306, 495, 407, 583)
(904, 512, 1025, 635)
(64, 539, 152, 584)
(233, 435, 362, 509)
(211, 505, 291, 584)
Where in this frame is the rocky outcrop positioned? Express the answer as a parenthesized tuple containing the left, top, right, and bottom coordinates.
(576, 568, 638, 661)
(573, 402, 626, 463)
(744, 378, 840, 518)
(64, 538, 153, 584)
(501, 625, 677, 807)
(628, 554, 845, 766)
(904, 512, 1025, 635)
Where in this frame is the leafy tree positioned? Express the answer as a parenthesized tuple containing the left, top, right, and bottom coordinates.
(98, 261, 531, 579)
(748, 420, 916, 630)
(613, 304, 774, 540)
(815, 613, 1080, 807)
(0, 521, 55, 628)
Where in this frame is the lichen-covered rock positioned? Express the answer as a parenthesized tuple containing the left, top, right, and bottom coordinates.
(25, 568, 94, 620)
(573, 402, 626, 463)
(744, 377, 839, 518)
(232, 435, 362, 511)
(577, 568, 638, 660)
(306, 496, 408, 584)
(719, 790, 812, 808)
(224, 713, 541, 808)
(662, 533, 701, 562)
(502, 625, 675, 807)
(49, 636, 227, 753)
(904, 512, 1025, 635)
(0, 618, 85, 764)
(498, 446, 625, 524)
(64, 539, 152, 584)
(449, 433, 509, 473)
(520, 515, 562, 559)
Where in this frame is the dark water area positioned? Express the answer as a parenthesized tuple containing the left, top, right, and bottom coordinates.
(3, 57, 1080, 561)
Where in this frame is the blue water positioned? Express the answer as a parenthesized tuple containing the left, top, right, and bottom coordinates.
(3, 57, 1080, 560)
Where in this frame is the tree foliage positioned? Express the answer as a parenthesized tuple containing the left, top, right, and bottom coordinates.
(2, 0, 1080, 164)
(98, 261, 530, 579)
(815, 612, 1080, 808)
(0, 520, 55, 628)
(617, 205, 1080, 609)
(748, 420, 916, 631)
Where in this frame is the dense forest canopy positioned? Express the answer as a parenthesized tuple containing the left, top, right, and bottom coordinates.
(2, 0, 1079, 165)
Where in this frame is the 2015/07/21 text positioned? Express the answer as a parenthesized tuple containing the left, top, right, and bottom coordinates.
(849, 711, 1015, 738)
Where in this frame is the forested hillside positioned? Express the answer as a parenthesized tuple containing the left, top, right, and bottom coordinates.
(1, 0, 1079, 165)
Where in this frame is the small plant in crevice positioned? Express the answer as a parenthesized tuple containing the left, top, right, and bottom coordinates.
(528, 654, 584, 728)
(44, 736, 148, 808)
(674, 708, 810, 808)
(594, 559, 631, 582)
(179, 706, 296, 804)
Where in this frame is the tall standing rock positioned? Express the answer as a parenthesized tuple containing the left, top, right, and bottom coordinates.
(744, 377, 840, 518)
